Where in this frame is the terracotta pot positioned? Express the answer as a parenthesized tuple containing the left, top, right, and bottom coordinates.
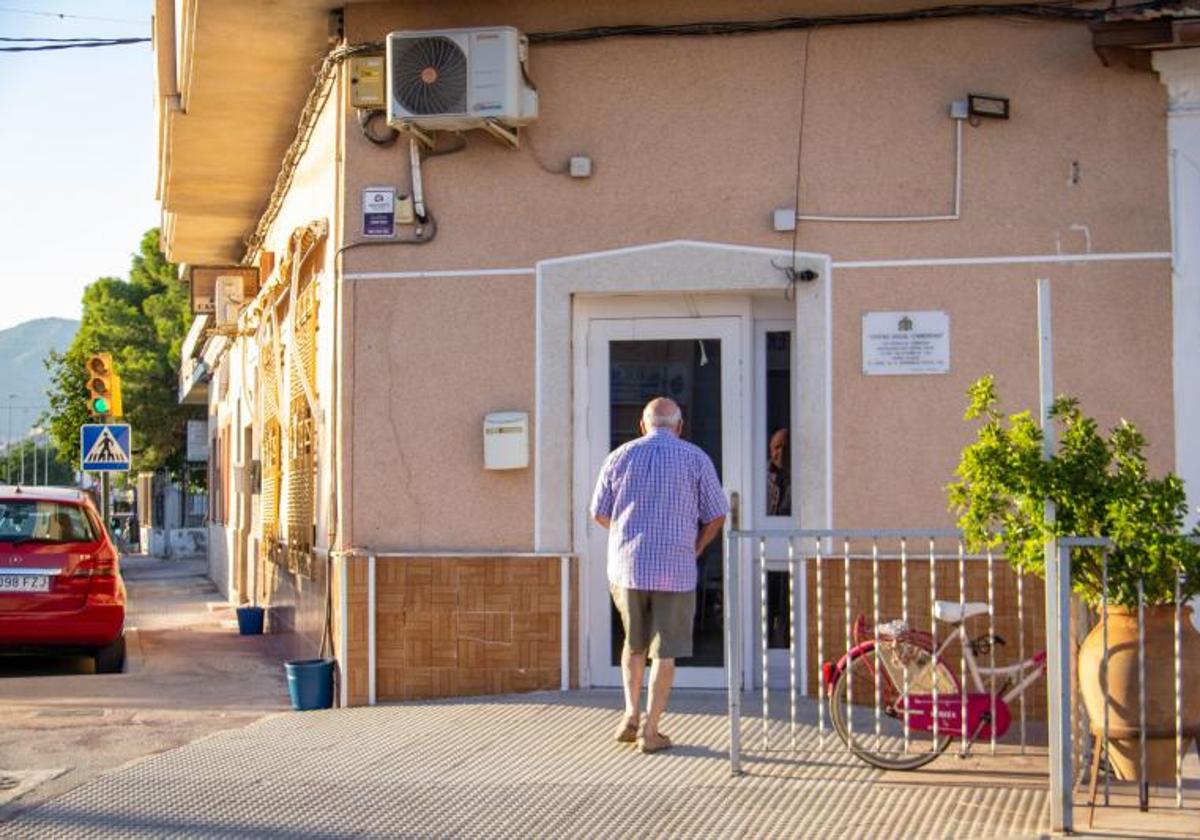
(1078, 605, 1200, 782)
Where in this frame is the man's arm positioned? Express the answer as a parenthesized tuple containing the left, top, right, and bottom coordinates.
(594, 514, 611, 529)
(695, 515, 725, 556)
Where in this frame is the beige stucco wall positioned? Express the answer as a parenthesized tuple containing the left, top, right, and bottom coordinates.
(832, 260, 1175, 528)
(203, 59, 343, 654)
(348, 275, 535, 549)
(332, 1, 1173, 546)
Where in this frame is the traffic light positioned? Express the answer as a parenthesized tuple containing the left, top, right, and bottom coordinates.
(85, 353, 123, 417)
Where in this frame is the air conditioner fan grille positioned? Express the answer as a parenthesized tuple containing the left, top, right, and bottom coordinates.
(392, 36, 468, 116)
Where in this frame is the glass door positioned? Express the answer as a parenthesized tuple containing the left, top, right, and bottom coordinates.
(586, 317, 742, 689)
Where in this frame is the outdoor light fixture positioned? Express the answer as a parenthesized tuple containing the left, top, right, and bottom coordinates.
(968, 93, 1010, 120)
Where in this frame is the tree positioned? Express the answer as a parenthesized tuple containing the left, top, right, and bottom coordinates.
(44, 229, 201, 477)
(2, 438, 74, 486)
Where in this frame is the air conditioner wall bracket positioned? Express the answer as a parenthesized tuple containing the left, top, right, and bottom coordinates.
(482, 119, 521, 149)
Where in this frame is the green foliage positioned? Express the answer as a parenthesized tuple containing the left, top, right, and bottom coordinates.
(1, 438, 74, 486)
(947, 375, 1199, 607)
(44, 230, 201, 476)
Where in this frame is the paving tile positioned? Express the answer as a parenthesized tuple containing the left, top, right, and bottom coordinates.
(2, 692, 1060, 839)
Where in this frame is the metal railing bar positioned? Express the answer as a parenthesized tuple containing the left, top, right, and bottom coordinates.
(1176, 571, 1184, 808)
(1018, 569, 1026, 755)
(724, 528, 741, 775)
(728, 551, 1002, 563)
(959, 540, 968, 754)
(729, 528, 964, 540)
(901, 536, 911, 755)
(1102, 551, 1110, 805)
(1137, 577, 1147, 811)
(872, 538, 882, 751)
(844, 537, 854, 744)
(815, 537, 826, 748)
(987, 547, 997, 755)
(788, 537, 797, 752)
(930, 537, 939, 752)
(760, 537, 769, 751)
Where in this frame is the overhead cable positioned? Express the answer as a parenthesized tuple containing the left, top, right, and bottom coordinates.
(0, 6, 146, 24)
(0, 38, 148, 52)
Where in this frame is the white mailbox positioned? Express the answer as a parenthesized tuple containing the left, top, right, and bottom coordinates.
(483, 411, 529, 470)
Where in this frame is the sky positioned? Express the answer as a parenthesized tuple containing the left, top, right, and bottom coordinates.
(0, 1, 158, 332)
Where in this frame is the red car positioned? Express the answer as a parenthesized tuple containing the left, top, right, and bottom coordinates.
(0, 486, 126, 673)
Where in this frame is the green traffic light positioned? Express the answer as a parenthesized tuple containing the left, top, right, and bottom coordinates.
(92, 396, 109, 414)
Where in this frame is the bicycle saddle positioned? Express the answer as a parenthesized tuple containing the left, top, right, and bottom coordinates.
(933, 600, 989, 624)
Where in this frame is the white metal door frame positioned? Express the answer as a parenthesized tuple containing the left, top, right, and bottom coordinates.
(573, 299, 750, 690)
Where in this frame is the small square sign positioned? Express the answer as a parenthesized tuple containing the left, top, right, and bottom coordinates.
(362, 186, 395, 238)
(80, 424, 132, 472)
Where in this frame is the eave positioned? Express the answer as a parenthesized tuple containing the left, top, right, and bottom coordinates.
(154, 0, 340, 265)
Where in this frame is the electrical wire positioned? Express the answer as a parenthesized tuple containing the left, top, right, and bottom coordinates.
(0, 38, 148, 51)
(0, 35, 141, 41)
(0, 6, 147, 24)
(524, 1, 1184, 44)
(357, 109, 399, 147)
(781, 28, 814, 297)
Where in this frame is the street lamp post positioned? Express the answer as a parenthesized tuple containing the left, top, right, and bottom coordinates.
(5, 394, 13, 484)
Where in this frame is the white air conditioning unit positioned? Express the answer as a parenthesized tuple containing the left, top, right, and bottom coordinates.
(386, 26, 538, 131)
(213, 275, 245, 328)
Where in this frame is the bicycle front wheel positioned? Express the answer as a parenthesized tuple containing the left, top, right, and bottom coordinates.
(829, 648, 955, 771)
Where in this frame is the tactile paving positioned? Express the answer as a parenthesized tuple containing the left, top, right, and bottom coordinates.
(2, 691, 1048, 838)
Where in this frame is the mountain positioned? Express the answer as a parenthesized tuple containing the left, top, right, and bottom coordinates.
(0, 318, 79, 443)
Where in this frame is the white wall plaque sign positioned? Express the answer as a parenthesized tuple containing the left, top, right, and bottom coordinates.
(862, 310, 950, 375)
(186, 419, 210, 462)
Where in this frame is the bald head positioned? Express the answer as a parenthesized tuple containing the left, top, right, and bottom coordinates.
(641, 397, 683, 436)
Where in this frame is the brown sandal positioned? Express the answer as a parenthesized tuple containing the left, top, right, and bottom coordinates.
(637, 731, 672, 753)
(614, 716, 639, 743)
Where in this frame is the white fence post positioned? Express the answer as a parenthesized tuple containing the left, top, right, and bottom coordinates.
(1039, 278, 1073, 832)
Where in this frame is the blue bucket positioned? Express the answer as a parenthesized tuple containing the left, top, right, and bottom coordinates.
(285, 658, 334, 711)
(236, 606, 265, 635)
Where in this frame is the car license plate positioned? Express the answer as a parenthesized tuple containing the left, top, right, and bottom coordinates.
(0, 574, 50, 593)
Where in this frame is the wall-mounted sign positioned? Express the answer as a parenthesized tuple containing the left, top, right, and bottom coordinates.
(362, 186, 396, 238)
(862, 310, 950, 376)
(186, 419, 210, 462)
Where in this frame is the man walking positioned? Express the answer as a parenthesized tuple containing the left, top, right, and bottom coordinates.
(590, 397, 728, 753)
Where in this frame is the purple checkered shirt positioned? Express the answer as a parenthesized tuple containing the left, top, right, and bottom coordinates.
(590, 428, 729, 592)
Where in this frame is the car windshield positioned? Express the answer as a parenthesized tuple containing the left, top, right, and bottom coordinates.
(0, 500, 97, 543)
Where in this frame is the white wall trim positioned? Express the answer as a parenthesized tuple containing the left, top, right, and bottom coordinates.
(338, 555, 349, 708)
(560, 554, 570, 691)
(535, 240, 831, 554)
(344, 267, 534, 280)
(832, 251, 1171, 269)
(342, 248, 1170, 283)
(367, 552, 376, 706)
(1154, 47, 1200, 529)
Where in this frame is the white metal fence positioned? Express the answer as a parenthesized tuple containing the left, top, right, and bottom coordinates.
(723, 528, 1197, 834)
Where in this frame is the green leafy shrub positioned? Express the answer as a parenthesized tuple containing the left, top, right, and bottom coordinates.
(947, 375, 1198, 607)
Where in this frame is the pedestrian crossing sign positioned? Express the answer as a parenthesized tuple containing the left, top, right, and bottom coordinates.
(80, 424, 132, 472)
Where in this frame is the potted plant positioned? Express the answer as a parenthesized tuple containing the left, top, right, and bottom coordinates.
(947, 376, 1200, 782)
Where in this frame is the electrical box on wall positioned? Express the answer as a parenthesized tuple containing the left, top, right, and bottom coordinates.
(349, 55, 386, 109)
(483, 411, 529, 470)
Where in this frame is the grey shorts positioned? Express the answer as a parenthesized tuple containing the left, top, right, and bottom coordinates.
(610, 585, 696, 660)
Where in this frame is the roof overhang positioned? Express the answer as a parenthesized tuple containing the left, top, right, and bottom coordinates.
(1090, 8, 1200, 70)
(154, 0, 341, 265)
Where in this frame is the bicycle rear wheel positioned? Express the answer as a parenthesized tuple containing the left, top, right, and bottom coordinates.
(829, 648, 955, 771)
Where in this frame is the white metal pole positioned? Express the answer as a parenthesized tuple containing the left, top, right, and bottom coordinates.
(1039, 277, 1073, 833)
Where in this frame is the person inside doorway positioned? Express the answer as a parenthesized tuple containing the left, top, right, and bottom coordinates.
(766, 427, 791, 516)
(590, 397, 728, 753)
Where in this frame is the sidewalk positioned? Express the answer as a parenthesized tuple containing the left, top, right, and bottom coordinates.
(0, 554, 290, 824)
(0, 691, 1082, 839)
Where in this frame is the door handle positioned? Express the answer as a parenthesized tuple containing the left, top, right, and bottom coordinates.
(729, 491, 741, 531)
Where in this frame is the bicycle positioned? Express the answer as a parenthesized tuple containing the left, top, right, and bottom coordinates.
(822, 599, 1048, 770)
